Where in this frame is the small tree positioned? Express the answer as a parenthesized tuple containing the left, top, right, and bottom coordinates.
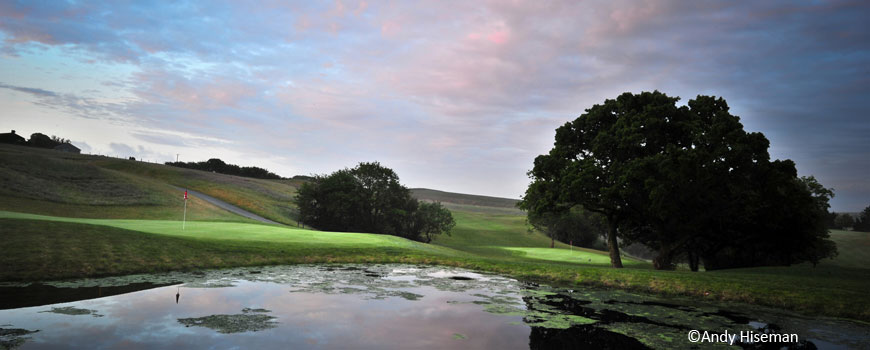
(413, 202, 455, 243)
(295, 162, 455, 242)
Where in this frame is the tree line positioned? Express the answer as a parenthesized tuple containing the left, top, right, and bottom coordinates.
(294, 162, 455, 243)
(165, 158, 282, 180)
(521, 91, 838, 271)
(828, 207, 870, 232)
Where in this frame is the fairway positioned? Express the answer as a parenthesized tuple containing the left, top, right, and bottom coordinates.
(826, 230, 870, 268)
(0, 211, 456, 254)
(500, 247, 644, 266)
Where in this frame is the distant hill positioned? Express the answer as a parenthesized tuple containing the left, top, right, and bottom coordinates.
(410, 188, 520, 208)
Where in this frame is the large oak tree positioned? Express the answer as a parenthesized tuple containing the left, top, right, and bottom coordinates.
(522, 91, 837, 270)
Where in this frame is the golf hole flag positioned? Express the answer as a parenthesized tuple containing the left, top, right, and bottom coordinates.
(182, 190, 188, 230)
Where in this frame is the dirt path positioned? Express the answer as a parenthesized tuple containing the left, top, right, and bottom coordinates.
(173, 186, 283, 225)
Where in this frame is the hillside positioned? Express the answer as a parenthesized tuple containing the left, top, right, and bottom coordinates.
(0, 143, 301, 225)
(411, 188, 520, 208)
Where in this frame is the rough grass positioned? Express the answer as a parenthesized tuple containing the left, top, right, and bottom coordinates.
(0, 143, 300, 225)
(95, 157, 301, 225)
(411, 188, 520, 208)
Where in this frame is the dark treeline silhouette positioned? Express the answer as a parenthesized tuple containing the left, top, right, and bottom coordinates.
(165, 158, 282, 180)
(295, 162, 455, 243)
(521, 91, 838, 271)
(850, 206, 870, 232)
(828, 206, 870, 232)
(0, 130, 72, 149)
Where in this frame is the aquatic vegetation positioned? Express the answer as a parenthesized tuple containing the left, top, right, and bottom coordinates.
(0, 328, 38, 350)
(177, 308, 277, 334)
(39, 306, 103, 317)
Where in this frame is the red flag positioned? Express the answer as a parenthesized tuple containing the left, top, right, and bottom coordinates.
(184, 190, 188, 200)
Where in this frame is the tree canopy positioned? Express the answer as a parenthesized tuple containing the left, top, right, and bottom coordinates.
(295, 162, 454, 243)
(28, 133, 63, 149)
(521, 91, 837, 270)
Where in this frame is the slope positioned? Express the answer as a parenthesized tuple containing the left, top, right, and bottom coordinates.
(0, 143, 300, 224)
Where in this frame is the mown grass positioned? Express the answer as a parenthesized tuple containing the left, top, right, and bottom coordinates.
(2, 211, 869, 322)
(500, 247, 645, 266)
(826, 229, 870, 268)
(0, 218, 466, 281)
(432, 210, 642, 264)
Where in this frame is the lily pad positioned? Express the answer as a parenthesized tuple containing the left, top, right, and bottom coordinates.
(39, 306, 103, 317)
(0, 327, 39, 350)
(178, 308, 277, 334)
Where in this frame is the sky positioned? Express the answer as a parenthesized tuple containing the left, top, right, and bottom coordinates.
(0, 1, 867, 211)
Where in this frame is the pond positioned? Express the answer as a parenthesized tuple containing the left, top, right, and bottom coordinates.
(0, 264, 867, 349)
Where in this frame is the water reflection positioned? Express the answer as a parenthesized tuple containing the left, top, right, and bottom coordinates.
(0, 282, 170, 310)
(0, 265, 866, 349)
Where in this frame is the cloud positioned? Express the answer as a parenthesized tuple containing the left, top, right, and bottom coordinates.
(0, 82, 57, 97)
(0, 0, 868, 210)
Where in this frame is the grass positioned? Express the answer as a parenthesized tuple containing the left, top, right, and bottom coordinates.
(0, 218, 465, 281)
(826, 229, 870, 268)
(500, 247, 644, 266)
(0, 211, 456, 253)
(411, 188, 520, 208)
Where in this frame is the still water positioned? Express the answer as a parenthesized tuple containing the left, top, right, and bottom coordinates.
(0, 265, 867, 349)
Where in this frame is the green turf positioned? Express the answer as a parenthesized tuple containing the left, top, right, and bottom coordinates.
(500, 247, 643, 266)
(0, 211, 456, 254)
(0, 218, 467, 281)
(826, 229, 870, 268)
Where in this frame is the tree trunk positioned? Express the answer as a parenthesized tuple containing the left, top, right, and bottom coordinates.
(551, 236, 554, 248)
(607, 220, 623, 268)
(652, 251, 676, 270)
(652, 239, 678, 270)
(688, 251, 700, 272)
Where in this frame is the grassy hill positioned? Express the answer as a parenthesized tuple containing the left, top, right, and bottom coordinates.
(0, 143, 300, 224)
(411, 188, 520, 208)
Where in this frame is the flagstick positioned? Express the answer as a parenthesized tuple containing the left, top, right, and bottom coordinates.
(183, 197, 187, 230)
